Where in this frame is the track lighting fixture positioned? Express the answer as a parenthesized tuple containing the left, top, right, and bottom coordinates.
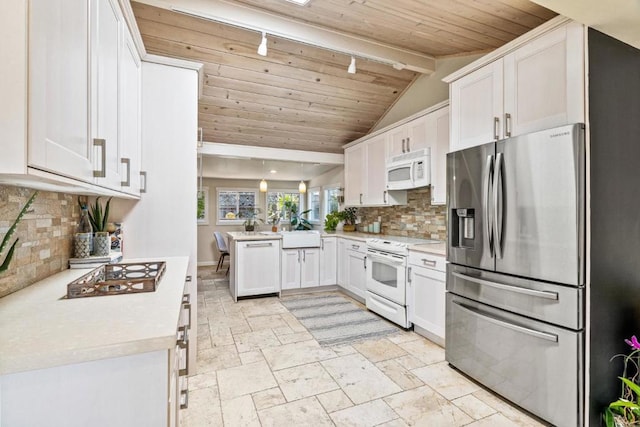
(257, 32, 268, 56)
(348, 56, 356, 74)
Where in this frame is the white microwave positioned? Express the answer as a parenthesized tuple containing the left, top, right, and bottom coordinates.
(386, 148, 430, 190)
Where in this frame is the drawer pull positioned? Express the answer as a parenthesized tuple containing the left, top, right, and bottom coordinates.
(246, 242, 273, 248)
(178, 326, 189, 376)
(452, 272, 558, 300)
(180, 388, 189, 410)
(453, 301, 558, 342)
(140, 171, 147, 193)
(421, 258, 437, 267)
(93, 139, 106, 178)
(120, 158, 131, 187)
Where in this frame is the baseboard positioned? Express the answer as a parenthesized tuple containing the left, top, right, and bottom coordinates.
(413, 325, 445, 348)
(197, 261, 216, 267)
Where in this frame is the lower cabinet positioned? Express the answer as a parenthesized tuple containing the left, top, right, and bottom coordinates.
(408, 252, 446, 345)
(282, 248, 320, 290)
(344, 239, 367, 300)
(235, 240, 280, 297)
(337, 238, 347, 286)
(319, 236, 337, 286)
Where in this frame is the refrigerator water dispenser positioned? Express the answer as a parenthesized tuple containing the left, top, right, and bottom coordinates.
(452, 208, 474, 248)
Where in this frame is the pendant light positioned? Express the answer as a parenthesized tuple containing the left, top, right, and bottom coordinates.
(257, 32, 268, 56)
(298, 163, 306, 194)
(347, 56, 356, 74)
(259, 160, 268, 192)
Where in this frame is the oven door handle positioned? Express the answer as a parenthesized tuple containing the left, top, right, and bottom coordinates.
(366, 252, 405, 265)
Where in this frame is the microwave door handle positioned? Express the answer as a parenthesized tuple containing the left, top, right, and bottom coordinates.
(409, 161, 415, 185)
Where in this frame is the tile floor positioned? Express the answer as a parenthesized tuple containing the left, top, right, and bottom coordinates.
(183, 267, 548, 427)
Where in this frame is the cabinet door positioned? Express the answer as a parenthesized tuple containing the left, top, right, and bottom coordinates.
(28, 0, 93, 182)
(364, 134, 387, 205)
(119, 30, 141, 196)
(93, 0, 122, 189)
(429, 107, 450, 205)
(409, 265, 446, 341)
(347, 250, 367, 300)
(406, 115, 429, 152)
(449, 60, 504, 152)
(387, 126, 407, 158)
(503, 22, 585, 138)
(281, 249, 300, 290)
(337, 238, 347, 287)
(237, 241, 280, 296)
(320, 237, 337, 286)
(344, 144, 365, 206)
(301, 248, 320, 288)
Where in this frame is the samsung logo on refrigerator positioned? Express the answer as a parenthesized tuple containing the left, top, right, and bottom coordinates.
(549, 131, 570, 138)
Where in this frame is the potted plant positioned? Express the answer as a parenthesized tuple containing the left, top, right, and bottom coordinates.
(282, 201, 312, 230)
(324, 211, 340, 232)
(1, 191, 38, 273)
(604, 335, 640, 426)
(338, 207, 358, 232)
(240, 209, 263, 232)
(268, 211, 281, 232)
(86, 197, 113, 256)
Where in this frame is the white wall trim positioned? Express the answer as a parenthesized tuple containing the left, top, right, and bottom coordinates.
(199, 143, 344, 164)
(197, 261, 217, 267)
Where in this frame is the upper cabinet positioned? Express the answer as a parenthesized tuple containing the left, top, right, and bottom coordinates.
(448, 20, 585, 152)
(427, 106, 450, 205)
(387, 115, 429, 158)
(3, 0, 142, 197)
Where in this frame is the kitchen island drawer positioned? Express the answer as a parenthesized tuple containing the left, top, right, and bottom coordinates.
(446, 293, 583, 427)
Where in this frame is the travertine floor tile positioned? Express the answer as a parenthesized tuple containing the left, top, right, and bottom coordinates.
(376, 359, 425, 390)
(274, 362, 340, 401)
(246, 314, 289, 331)
(452, 394, 497, 420)
(398, 338, 445, 365)
(276, 330, 314, 345)
(233, 328, 282, 353)
(472, 389, 547, 427)
(317, 389, 354, 413)
(181, 387, 223, 427)
(221, 394, 261, 427)
(257, 396, 334, 427)
(252, 387, 287, 411)
(387, 331, 422, 345)
(197, 344, 241, 373)
(331, 344, 358, 356)
(238, 349, 265, 365)
(384, 385, 473, 426)
(353, 338, 407, 363)
(393, 354, 427, 371)
(412, 361, 480, 400)
(188, 373, 219, 392)
(466, 413, 521, 427)
(262, 339, 337, 371)
(217, 361, 278, 400)
(321, 353, 402, 404)
(376, 418, 410, 427)
(330, 399, 399, 427)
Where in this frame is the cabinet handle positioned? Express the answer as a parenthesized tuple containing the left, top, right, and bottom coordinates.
(402, 138, 406, 153)
(303, 250, 306, 262)
(351, 244, 360, 250)
(407, 266, 412, 283)
(359, 193, 363, 205)
(406, 137, 410, 152)
(505, 113, 512, 137)
(180, 388, 189, 410)
(363, 255, 367, 270)
(493, 117, 500, 140)
(182, 293, 190, 304)
(246, 242, 273, 248)
(321, 239, 324, 250)
(120, 158, 131, 187)
(140, 171, 147, 193)
(383, 190, 387, 204)
(93, 138, 106, 178)
(183, 302, 192, 329)
(185, 275, 192, 283)
(178, 326, 189, 376)
(422, 258, 437, 267)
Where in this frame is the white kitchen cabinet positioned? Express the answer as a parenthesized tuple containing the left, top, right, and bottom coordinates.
(345, 239, 367, 301)
(235, 240, 280, 296)
(408, 252, 446, 346)
(281, 248, 320, 290)
(387, 114, 429, 158)
(344, 135, 406, 207)
(320, 236, 337, 286)
(428, 106, 450, 205)
(337, 238, 347, 287)
(448, 20, 585, 152)
(27, 0, 93, 182)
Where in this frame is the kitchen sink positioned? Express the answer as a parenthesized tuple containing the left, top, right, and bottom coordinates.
(261, 230, 321, 248)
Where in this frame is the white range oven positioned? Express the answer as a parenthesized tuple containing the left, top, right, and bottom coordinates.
(365, 238, 411, 328)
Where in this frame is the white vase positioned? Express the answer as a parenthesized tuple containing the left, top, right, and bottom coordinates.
(93, 232, 110, 256)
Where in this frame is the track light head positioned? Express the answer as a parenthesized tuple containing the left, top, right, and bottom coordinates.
(348, 56, 356, 74)
(257, 32, 268, 56)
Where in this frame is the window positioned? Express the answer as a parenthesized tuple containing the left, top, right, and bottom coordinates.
(307, 188, 321, 223)
(216, 188, 258, 225)
(197, 187, 209, 225)
(324, 186, 341, 217)
(266, 191, 301, 222)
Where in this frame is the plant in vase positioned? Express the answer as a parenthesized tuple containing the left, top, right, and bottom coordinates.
(268, 212, 281, 232)
(282, 201, 312, 230)
(604, 335, 640, 426)
(240, 209, 263, 232)
(0, 191, 38, 273)
(338, 207, 358, 232)
(324, 212, 340, 232)
(87, 197, 113, 256)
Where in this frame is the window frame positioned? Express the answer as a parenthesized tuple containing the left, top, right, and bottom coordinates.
(265, 190, 303, 223)
(216, 187, 259, 226)
(197, 186, 209, 226)
(307, 187, 321, 224)
(322, 184, 342, 220)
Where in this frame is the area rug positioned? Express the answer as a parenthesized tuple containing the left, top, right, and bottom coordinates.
(281, 294, 401, 347)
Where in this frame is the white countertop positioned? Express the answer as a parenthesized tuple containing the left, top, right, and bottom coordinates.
(408, 242, 447, 257)
(227, 231, 284, 241)
(0, 256, 189, 375)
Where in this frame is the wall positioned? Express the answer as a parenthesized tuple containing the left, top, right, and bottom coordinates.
(308, 165, 343, 189)
(197, 177, 301, 265)
(373, 54, 484, 130)
(0, 185, 78, 297)
(356, 187, 446, 241)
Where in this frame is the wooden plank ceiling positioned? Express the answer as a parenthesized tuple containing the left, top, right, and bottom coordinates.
(132, 1, 556, 154)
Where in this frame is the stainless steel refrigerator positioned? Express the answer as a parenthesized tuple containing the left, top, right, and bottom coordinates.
(446, 123, 585, 427)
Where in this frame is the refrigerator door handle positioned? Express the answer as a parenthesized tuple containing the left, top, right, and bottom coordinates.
(451, 271, 559, 300)
(452, 300, 558, 342)
(493, 152, 504, 259)
(484, 155, 494, 257)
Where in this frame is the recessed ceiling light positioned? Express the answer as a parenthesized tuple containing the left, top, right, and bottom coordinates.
(283, 0, 311, 5)
(270, 170, 277, 174)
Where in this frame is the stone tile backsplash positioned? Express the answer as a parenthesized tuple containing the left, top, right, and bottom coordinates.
(0, 185, 78, 298)
(356, 187, 447, 241)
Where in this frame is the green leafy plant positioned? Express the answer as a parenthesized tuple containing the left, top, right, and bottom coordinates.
(240, 209, 264, 230)
(282, 201, 312, 230)
(268, 211, 281, 226)
(604, 335, 640, 426)
(338, 207, 358, 225)
(1, 191, 38, 274)
(84, 197, 113, 232)
(324, 212, 340, 232)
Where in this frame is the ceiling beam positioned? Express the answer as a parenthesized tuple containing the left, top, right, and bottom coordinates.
(133, 0, 436, 74)
(199, 142, 345, 164)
